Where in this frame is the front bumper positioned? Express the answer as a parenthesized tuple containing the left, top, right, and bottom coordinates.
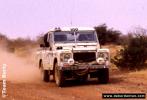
(60, 64, 108, 70)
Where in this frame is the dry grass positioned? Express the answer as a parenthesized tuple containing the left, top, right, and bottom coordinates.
(128, 69, 147, 78)
(102, 44, 122, 57)
(102, 44, 147, 80)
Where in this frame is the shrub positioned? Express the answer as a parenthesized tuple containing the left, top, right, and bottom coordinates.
(112, 31, 147, 70)
(94, 24, 121, 45)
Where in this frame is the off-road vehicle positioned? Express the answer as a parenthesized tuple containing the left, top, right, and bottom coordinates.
(37, 27, 110, 87)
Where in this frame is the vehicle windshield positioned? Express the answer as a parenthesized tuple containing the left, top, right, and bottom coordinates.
(54, 31, 97, 43)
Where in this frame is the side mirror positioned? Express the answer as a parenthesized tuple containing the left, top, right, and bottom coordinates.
(40, 44, 45, 48)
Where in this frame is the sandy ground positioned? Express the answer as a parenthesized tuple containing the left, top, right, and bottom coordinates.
(0, 47, 147, 100)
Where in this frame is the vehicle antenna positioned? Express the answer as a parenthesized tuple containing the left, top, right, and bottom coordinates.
(70, 0, 75, 26)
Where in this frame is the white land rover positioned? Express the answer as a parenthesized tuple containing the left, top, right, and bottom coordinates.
(37, 27, 110, 87)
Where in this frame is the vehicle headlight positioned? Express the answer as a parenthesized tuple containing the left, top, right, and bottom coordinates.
(96, 58, 105, 64)
(60, 53, 72, 62)
(68, 58, 74, 65)
(97, 52, 109, 65)
(98, 52, 109, 60)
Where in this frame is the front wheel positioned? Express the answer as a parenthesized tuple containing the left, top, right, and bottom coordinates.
(42, 70, 50, 82)
(40, 61, 50, 82)
(98, 68, 109, 84)
(54, 63, 65, 87)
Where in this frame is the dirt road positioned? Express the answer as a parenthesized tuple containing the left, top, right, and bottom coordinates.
(0, 48, 147, 100)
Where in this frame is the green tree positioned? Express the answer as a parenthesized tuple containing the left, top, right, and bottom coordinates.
(94, 24, 121, 45)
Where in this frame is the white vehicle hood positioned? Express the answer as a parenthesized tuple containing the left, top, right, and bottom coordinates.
(55, 43, 99, 51)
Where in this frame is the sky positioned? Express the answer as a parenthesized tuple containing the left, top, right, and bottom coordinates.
(0, 0, 147, 39)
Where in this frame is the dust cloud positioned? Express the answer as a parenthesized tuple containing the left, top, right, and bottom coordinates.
(0, 47, 41, 83)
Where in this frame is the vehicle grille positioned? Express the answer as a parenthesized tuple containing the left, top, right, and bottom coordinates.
(73, 52, 96, 63)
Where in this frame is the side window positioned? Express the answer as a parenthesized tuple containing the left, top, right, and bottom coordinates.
(44, 33, 49, 47)
(48, 34, 52, 49)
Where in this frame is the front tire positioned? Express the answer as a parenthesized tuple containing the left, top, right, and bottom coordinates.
(42, 70, 50, 82)
(40, 61, 50, 82)
(98, 68, 109, 84)
(54, 63, 65, 87)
